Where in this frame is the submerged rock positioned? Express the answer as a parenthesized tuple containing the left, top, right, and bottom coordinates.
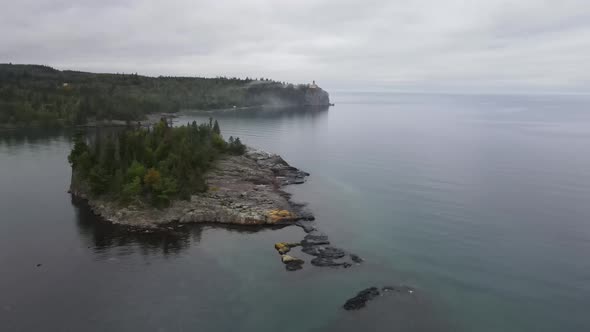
(343, 287, 381, 310)
(382, 285, 415, 294)
(343, 286, 417, 311)
(285, 263, 303, 271)
(299, 231, 360, 269)
(301, 233, 330, 246)
(295, 220, 316, 233)
(311, 257, 352, 268)
(301, 245, 346, 258)
(301, 245, 324, 256)
(317, 247, 346, 259)
(349, 254, 364, 263)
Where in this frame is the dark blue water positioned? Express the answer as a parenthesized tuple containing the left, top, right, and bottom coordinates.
(1, 92, 589, 331)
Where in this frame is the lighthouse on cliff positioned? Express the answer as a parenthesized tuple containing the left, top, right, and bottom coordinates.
(304, 80, 330, 106)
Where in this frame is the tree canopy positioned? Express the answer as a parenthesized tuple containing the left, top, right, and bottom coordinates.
(68, 118, 245, 207)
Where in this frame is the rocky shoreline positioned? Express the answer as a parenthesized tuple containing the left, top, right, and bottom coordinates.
(70, 148, 314, 228)
(272, 220, 364, 270)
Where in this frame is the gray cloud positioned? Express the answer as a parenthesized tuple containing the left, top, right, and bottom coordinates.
(1, 0, 589, 92)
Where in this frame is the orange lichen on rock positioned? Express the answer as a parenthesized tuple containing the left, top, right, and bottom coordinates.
(268, 209, 296, 222)
(274, 242, 301, 254)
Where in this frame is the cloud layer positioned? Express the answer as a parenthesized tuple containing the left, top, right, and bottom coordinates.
(2, 0, 590, 92)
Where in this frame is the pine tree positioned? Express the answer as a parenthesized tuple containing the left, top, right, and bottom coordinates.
(213, 120, 221, 135)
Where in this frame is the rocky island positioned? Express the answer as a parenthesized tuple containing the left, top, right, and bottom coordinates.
(72, 148, 314, 228)
(69, 119, 313, 228)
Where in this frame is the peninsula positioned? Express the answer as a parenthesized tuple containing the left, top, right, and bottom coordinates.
(0, 64, 331, 128)
(68, 119, 313, 228)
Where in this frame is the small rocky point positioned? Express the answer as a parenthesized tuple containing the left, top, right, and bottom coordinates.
(70, 148, 313, 228)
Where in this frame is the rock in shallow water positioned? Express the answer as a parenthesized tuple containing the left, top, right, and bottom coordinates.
(298, 229, 361, 269)
(274, 242, 300, 255)
(343, 287, 381, 310)
(295, 220, 317, 233)
(342, 286, 417, 310)
(301, 245, 324, 256)
(301, 233, 330, 246)
(281, 254, 304, 271)
(318, 247, 346, 259)
(311, 257, 352, 268)
(349, 254, 364, 263)
(285, 263, 303, 271)
(301, 245, 346, 259)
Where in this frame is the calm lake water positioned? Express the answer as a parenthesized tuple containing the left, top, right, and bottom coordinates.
(1, 92, 590, 331)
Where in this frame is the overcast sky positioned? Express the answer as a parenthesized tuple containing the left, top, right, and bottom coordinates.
(1, 0, 589, 93)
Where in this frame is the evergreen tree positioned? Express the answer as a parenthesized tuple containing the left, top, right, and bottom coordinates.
(213, 120, 221, 135)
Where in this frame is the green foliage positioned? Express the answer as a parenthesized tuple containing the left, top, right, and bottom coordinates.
(0, 64, 313, 128)
(228, 136, 246, 155)
(88, 165, 110, 195)
(211, 133, 227, 151)
(121, 176, 142, 202)
(68, 118, 245, 207)
(68, 131, 89, 168)
(126, 160, 146, 181)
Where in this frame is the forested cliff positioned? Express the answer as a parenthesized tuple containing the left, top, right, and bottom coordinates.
(0, 64, 330, 127)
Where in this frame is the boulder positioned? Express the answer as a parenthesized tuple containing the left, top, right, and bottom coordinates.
(281, 254, 304, 264)
(274, 242, 300, 255)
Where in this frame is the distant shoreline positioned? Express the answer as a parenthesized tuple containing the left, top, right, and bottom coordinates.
(0, 103, 332, 131)
(0, 63, 331, 130)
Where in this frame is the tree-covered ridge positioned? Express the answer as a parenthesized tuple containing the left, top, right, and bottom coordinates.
(68, 118, 245, 207)
(0, 64, 316, 127)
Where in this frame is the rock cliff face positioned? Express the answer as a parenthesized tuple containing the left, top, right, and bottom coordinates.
(70, 148, 314, 228)
(303, 87, 330, 106)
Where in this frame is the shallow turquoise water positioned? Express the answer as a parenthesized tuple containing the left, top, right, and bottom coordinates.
(1, 92, 590, 331)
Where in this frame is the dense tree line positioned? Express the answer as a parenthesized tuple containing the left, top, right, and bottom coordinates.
(0, 64, 313, 127)
(68, 118, 245, 207)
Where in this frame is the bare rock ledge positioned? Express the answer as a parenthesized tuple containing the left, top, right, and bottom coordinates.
(70, 148, 314, 228)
